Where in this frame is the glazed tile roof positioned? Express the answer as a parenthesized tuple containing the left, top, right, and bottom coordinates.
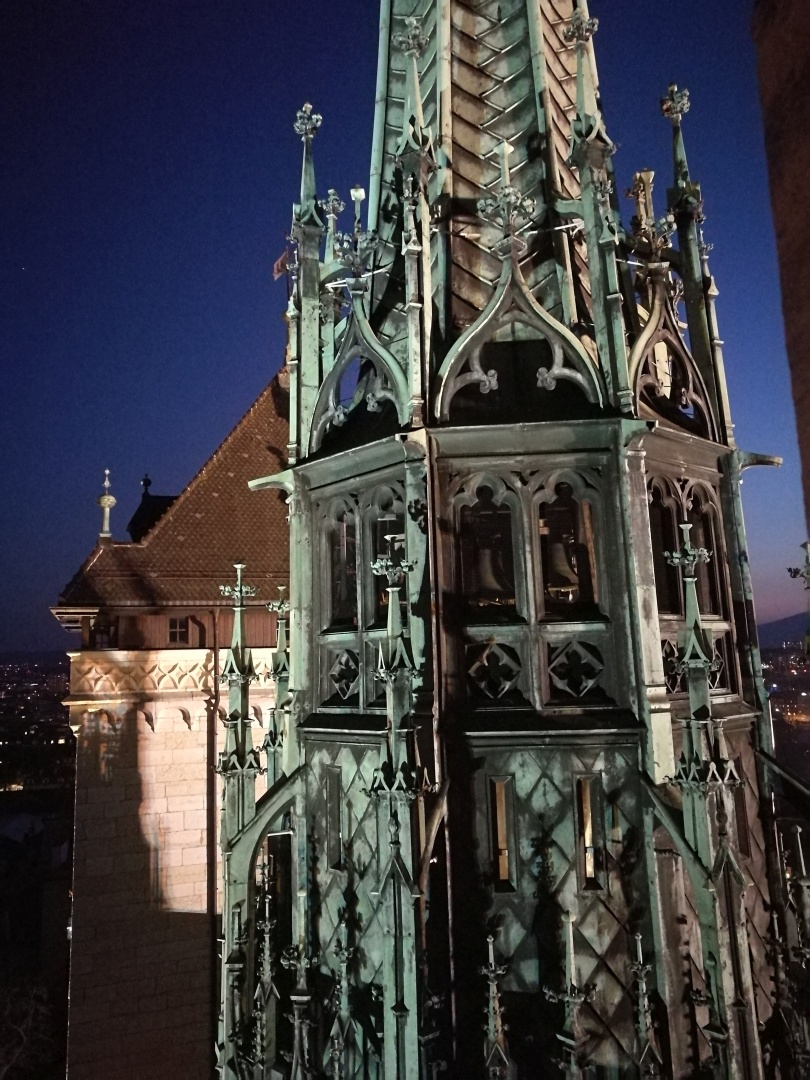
(56, 378, 290, 609)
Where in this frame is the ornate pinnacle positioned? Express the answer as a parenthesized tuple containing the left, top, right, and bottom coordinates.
(294, 102, 322, 140)
(563, 9, 598, 45)
(319, 189, 345, 220)
(480, 935, 512, 1079)
(266, 584, 291, 617)
(665, 523, 711, 580)
(660, 83, 690, 124)
(370, 550, 415, 588)
(333, 230, 378, 278)
(626, 170, 676, 251)
(219, 562, 259, 605)
(788, 541, 810, 590)
(477, 186, 535, 238)
(393, 15, 428, 58)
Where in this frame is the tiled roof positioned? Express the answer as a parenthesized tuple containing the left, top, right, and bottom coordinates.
(56, 378, 290, 609)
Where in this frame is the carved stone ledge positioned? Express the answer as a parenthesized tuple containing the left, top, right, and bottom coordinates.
(68, 647, 278, 700)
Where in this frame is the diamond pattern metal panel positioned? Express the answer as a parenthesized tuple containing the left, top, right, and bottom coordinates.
(474, 741, 647, 1067)
(307, 741, 386, 997)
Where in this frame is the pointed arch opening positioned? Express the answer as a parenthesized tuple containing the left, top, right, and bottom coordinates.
(309, 306, 409, 455)
(435, 258, 605, 424)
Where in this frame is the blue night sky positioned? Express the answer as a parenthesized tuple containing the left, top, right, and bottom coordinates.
(1, 0, 804, 651)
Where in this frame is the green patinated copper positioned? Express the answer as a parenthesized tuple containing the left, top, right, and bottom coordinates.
(212, 3, 805, 1077)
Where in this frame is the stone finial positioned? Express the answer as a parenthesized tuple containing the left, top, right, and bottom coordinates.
(293, 102, 322, 141)
(97, 469, 116, 539)
(563, 9, 598, 45)
(660, 83, 690, 125)
(477, 143, 536, 244)
(393, 15, 428, 58)
(219, 562, 258, 607)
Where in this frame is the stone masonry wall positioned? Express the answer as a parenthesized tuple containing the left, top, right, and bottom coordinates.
(66, 648, 275, 1080)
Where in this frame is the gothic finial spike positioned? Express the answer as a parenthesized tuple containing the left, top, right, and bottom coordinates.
(563, 8, 598, 45)
(293, 102, 322, 141)
(97, 468, 116, 539)
(293, 103, 323, 227)
(350, 184, 366, 234)
(141, 473, 151, 492)
(661, 83, 690, 124)
(393, 15, 429, 58)
(661, 84, 693, 192)
(219, 561, 258, 606)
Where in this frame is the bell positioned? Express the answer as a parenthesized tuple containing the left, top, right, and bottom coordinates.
(476, 547, 510, 597)
(547, 542, 579, 587)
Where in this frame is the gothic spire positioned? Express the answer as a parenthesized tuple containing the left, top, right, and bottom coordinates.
(293, 103, 324, 229)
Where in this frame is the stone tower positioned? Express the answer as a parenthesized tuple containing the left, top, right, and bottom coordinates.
(218, 2, 792, 1078)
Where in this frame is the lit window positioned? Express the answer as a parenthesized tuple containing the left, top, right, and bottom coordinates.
(459, 487, 516, 616)
(169, 617, 190, 645)
(489, 777, 515, 890)
(538, 483, 597, 614)
(576, 775, 604, 889)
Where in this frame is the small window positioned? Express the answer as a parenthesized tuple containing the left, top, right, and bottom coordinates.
(538, 483, 597, 615)
(489, 777, 515, 890)
(459, 486, 516, 617)
(649, 486, 682, 615)
(576, 775, 604, 890)
(325, 506, 358, 629)
(169, 617, 190, 645)
(687, 496, 722, 617)
(370, 501, 406, 626)
(91, 617, 118, 649)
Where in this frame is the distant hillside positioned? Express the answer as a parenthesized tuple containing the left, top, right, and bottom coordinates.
(758, 612, 808, 649)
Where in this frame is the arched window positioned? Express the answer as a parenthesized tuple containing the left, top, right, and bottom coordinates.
(648, 484, 682, 616)
(459, 485, 517, 618)
(687, 491, 723, 617)
(323, 501, 358, 629)
(365, 489, 406, 627)
(637, 338, 713, 439)
(538, 483, 597, 615)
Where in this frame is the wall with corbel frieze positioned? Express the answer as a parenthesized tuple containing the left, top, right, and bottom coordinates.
(66, 646, 276, 1080)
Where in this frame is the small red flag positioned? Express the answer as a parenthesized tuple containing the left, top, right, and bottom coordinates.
(272, 250, 288, 281)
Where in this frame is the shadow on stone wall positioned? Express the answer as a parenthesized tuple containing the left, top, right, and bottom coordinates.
(68, 704, 219, 1080)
